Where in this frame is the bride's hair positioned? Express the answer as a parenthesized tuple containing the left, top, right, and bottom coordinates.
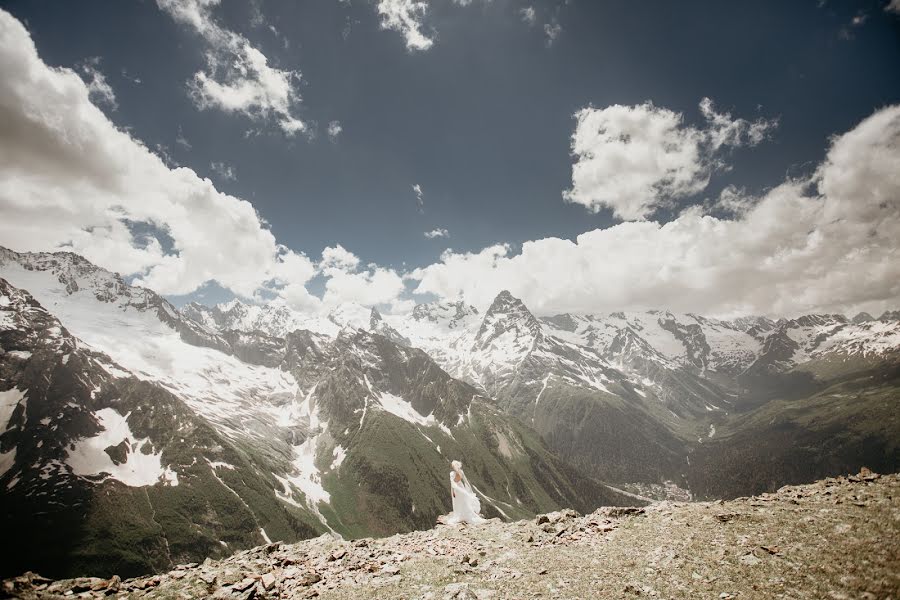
(451, 460, 462, 472)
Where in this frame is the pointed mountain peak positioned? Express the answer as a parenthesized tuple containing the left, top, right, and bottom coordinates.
(369, 307, 383, 328)
(475, 290, 542, 349)
(485, 290, 533, 317)
(852, 312, 874, 324)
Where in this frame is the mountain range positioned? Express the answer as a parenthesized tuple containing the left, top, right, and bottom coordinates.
(1, 246, 898, 578)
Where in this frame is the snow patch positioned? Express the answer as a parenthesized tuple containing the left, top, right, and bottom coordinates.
(0, 447, 16, 477)
(330, 445, 346, 470)
(207, 460, 236, 470)
(0, 387, 26, 431)
(66, 408, 178, 487)
(534, 375, 550, 405)
(377, 391, 440, 429)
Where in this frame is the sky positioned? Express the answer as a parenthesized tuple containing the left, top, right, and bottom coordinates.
(0, 0, 899, 318)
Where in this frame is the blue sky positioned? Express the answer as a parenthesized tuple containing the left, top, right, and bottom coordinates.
(1, 1, 899, 316)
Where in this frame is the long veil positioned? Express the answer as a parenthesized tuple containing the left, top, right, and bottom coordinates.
(459, 468, 475, 494)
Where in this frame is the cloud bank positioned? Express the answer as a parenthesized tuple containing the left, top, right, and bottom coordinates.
(0, 9, 319, 306)
(412, 105, 900, 318)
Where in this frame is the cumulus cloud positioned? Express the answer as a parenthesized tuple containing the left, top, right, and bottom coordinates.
(157, 0, 305, 135)
(320, 244, 361, 273)
(563, 98, 777, 221)
(323, 266, 407, 308)
(424, 228, 449, 239)
(377, 0, 433, 51)
(0, 9, 317, 306)
(411, 105, 900, 318)
(316, 245, 406, 309)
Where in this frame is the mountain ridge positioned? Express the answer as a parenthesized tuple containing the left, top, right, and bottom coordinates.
(0, 248, 638, 579)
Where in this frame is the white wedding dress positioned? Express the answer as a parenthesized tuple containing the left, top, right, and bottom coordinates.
(447, 470, 486, 525)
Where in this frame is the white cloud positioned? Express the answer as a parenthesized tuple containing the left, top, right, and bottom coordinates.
(544, 20, 562, 46)
(412, 183, 425, 212)
(77, 57, 117, 110)
(327, 120, 343, 140)
(323, 267, 406, 308)
(563, 98, 777, 221)
(210, 161, 236, 181)
(377, 0, 434, 51)
(711, 185, 755, 217)
(887, 0, 900, 15)
(411, 104, 900, 318)
(157, 0, 305, 135)
(424, 228, 449, 239)
(320, 244, 361, 273)
(520, 6, 537, 25)
(0, 9, 317, 305)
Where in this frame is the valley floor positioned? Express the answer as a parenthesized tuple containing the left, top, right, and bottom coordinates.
(4, 470, 898, 600)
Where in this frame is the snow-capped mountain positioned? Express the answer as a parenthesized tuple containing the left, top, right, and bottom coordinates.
(175, 278, 900, 488)
(0, 277, 323, 579)
(0, 247, 630, 579)
(2, 246, 898, 580)
(743, 313, 900, 377)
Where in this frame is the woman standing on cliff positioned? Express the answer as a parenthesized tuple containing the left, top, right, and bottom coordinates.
(446, 460, 486, 525)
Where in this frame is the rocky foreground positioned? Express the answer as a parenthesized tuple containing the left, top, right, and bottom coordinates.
(4, 469, 899, 600)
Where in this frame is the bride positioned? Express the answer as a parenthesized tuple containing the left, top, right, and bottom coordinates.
(446, 460, 486, 525)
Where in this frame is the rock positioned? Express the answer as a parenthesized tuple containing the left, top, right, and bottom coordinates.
(601, 507, 645, 519)
(200, 572, 218, 585)
(89, 578, 109, 591)
(300, 572, 322, 586)
(859, 467, 880, 481)
(329, 549, 347, 561)
(1, 472, 896, 600)
(234, 577, 257, 592)
(221, 570, 244, 586)
(261, 573, 276, 590)
(714, 513, 739, 523)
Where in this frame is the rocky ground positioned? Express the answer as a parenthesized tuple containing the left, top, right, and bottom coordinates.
(4, 468, 898, 600)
